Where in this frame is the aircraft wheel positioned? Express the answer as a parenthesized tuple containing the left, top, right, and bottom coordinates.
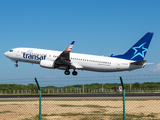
(64, 70, 70, 75)
(15, 64, 18, 67)
(72, 70, 78, 76)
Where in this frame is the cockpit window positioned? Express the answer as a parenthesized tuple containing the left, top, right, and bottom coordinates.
(9, 50, 13, 52)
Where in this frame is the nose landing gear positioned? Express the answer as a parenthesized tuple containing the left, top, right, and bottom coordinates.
(14, 61, 18, 67)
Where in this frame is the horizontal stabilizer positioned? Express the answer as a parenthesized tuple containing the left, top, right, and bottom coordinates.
(145, 63, 155, 65)
(131, 60, 147, 65)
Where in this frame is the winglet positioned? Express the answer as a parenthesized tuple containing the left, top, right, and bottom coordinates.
(65, 40, 75, 52)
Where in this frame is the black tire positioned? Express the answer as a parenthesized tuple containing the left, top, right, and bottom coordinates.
(72, 71, 78, 76)
(64, 70, 70, 75)
(15, 64, 18, 67)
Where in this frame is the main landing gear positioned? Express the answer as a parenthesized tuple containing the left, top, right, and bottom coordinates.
(64, 70, 70, 75)
(72, 70, 78, 76)
(14, 61, 18, 67)
(64, 70, 78, 76)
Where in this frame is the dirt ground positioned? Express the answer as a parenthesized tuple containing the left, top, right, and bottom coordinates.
(0, 98, 160, 120)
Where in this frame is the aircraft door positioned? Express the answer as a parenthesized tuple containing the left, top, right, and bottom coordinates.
(16, 51, 20, 56)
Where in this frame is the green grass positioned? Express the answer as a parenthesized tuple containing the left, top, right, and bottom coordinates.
(91, 111, 104, 114)
(0, 111, 12, 114)
(22, 115, 47, 120)
(126, 113, 146, 119)
(21, 112, 159, 120)
(0, 98, 160, 102)
(59, 104, 113, 108)
(58, 104, 122, 109)
(106, 105, 121, 108)
(83, 105, 106, 108)
(0, 100, 38, 102)
(147, 113, 158, 118)
(108, 113, 158, 120)
(80, 114, 104, 120)
(60, 113, 84, 116)
(0, 104, 25, 106)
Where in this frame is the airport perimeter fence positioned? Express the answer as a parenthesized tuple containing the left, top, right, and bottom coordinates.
(0, 74, 160, 120)
(0, 90, 160, 119)
(0, 87, 160, 95)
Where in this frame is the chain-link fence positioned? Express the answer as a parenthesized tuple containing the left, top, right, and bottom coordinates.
(0, 97, 160, 120)
(0, 88, 160, 95)
(0, 74, 160, 120)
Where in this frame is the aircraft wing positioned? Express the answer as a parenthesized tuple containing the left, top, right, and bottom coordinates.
(54, 40, 83, 69)
(55, 40, 75, 64)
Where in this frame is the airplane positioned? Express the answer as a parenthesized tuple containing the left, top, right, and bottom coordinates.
(4, 32, 153, 76)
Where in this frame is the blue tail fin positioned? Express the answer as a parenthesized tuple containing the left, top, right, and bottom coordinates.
(111, 32, 153, 61)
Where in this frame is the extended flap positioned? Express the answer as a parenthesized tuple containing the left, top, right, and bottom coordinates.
(71, 62, 83, 69)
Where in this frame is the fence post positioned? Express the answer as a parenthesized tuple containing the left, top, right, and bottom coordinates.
(83, 85, 84, 93)
(13, 90, 15, 94)
(120, 76, 125, 120)
(102, 84, 104, 93)
(57, 89, 59, 94)
(34, 78, 41, 120)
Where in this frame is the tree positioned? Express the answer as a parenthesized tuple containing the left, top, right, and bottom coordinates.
(132, 82, 141, 88)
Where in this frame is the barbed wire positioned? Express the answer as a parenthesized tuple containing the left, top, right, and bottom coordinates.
(1, 73, 160, 80)
(0, 74, 159, 87)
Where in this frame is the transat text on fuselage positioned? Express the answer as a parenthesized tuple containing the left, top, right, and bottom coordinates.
(23, 53, 46, 60)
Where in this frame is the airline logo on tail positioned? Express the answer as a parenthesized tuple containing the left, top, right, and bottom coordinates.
(131, 42, 147, 60)
(110, 32, 153, 61)
(65, 40, 75, 52)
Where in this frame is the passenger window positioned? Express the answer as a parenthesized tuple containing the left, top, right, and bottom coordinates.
(10, 50, 13, 52)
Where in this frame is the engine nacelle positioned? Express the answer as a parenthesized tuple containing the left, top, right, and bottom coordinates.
(40, 60, 55, 69)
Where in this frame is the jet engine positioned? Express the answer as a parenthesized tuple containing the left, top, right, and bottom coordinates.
(40, 60, 55, 69)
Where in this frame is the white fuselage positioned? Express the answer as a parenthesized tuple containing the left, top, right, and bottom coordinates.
(4, 47, 144, 72)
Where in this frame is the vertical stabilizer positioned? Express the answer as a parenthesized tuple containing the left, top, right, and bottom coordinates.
(111, 32, 153, 61)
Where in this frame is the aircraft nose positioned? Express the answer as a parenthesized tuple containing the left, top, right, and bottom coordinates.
(4, 52, 8, 57)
